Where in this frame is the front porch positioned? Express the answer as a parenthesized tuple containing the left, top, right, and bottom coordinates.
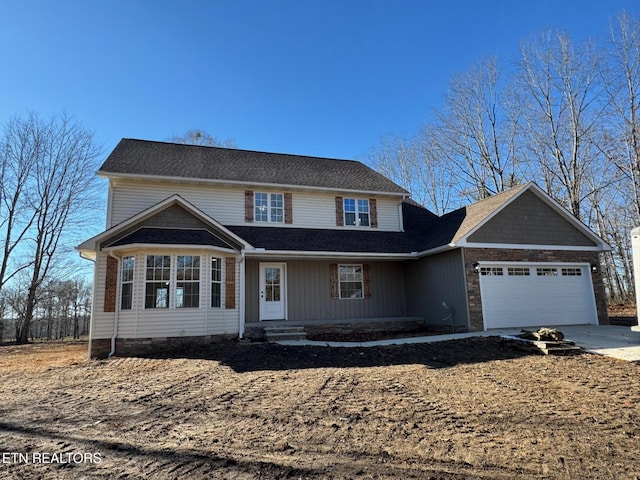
(244, 316, 428, 341)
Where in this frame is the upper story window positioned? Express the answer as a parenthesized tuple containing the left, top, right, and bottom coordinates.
(336, 196, 377, 228)
(255, 192, 284, 223)
(344, 198, 370, 227)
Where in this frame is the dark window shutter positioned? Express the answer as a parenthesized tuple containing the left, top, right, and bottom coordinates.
(363, 264, 371, 299)
(335, 197, 344, 226)
(330, 263, 339, 299)
(104, 256, 118, 313)
(245, 191, 254, 223)
(369, 199, 378, 228)
(225, 257, 236, 309)
(284, 192, 293, 224)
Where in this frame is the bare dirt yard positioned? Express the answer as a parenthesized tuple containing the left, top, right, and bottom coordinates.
(0, 338, 639, 480)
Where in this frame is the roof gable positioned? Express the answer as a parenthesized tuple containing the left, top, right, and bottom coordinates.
(428, 183, 609, 252)
(467, 189, 597, 246)
(76, 195, 249, 256)
(99, 139, 409, 195)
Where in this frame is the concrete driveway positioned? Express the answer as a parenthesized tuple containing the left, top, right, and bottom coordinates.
(542, 324, 640, 362)
(278, 324, 640, 362)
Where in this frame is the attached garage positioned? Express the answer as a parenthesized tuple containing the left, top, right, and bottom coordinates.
(478, 262, 598, 329)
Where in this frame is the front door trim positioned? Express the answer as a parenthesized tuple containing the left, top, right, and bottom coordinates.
(259, 262, 287, 321)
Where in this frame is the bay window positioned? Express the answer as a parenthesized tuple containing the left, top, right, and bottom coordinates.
(120, 256, 135, 310)
(145, 255, 171, 308)
(211, 257, 222, 308)
(176, 255, 200, 308)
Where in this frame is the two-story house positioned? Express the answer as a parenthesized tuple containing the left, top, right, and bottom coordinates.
(78, 139, 610, 357)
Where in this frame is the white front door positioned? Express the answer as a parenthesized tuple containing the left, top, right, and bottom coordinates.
(259, 263, 286, 321)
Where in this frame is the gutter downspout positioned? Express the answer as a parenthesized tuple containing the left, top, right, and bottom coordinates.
(239, 249, 246, 339)
(107, 250, 121, 358)
(79, 251, 97, 360)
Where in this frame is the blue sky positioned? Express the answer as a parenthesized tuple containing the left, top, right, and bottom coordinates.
(1, 0, 638, 162)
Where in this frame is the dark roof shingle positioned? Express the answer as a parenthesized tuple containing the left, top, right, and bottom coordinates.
(99, 139, 409, 194)
(105, 228, 235, 249)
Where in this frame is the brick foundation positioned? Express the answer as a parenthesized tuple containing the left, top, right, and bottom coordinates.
(89, 334, 237, 359)
(462, 248, 609, 331)
(244, 318, 428, 341)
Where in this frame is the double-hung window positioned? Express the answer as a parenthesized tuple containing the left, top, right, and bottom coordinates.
(120, 256, 135, 310)
(176, 255, 200, 308)
(255, 192, 284, 223)
(211, 257, 222, 308)
(145, 255, 171, 308)
(339, 264, 364, 299)
(344, 198, 370, 227)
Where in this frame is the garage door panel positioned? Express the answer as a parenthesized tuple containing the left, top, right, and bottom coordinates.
(480, 263, 597, 329)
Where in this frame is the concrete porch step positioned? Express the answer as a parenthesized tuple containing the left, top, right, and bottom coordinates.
(264, 326, 308, 342)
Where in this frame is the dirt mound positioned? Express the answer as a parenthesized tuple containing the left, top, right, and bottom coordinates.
(1, 338, 639, 479)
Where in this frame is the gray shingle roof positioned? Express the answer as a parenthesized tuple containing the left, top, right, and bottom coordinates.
(104, 228, 236, 249)
(99, 139, 409, 194)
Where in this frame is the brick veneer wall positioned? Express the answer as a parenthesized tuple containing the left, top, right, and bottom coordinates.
(461, 248, 609, 331)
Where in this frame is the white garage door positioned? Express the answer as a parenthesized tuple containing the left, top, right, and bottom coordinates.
(479, 263, 598, 329)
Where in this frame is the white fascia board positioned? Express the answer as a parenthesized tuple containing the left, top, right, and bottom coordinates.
(413, 244, 458, 258)
(100, 172, 408, 198)
(75, 246, 97, 261)
(244, 249, 415, 260)
(456, 239, 611, 252)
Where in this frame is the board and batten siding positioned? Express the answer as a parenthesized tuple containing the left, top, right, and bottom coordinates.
(109, 180, 403, 232)
(245, 259, 407, 322)
(404, 249, 469, 330)
(90, 249, 240, 340)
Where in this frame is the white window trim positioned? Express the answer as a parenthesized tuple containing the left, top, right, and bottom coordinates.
(143, 254, 203, 310)
(343, 198, 370, 228)
(120, 255, 135, 310)
(176, 255, 201, 309)
(338, 264, 364, 299)
(144, 254, 171, 309)
(254, 192, 284, 223)
(211, 256, 224, 309)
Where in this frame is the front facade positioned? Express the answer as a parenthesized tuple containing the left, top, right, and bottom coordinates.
(78, 139, 610, 357)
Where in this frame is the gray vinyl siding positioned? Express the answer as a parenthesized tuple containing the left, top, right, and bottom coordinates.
(404, 249, 469, 330)
(245, 259, 407, 322)
(467, 190, 596, 246)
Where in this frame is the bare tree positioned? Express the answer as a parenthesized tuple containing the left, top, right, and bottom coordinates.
(434, 56, 522, 201)
(367, 130, 457, 215)
(169, 129, 235, 148)
(1, 113, 101, 343)
(0, 115, 39, 297)
(517, 30, 608, 221)
(603, 12, 640, 222)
